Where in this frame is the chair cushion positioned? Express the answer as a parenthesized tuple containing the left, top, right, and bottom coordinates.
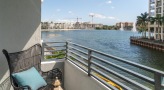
(12, 67, 47, 90)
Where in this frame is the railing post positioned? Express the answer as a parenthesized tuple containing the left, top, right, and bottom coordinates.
(88, 50, 92, 76)
(42, 43, 45, 61)
(154, 72, 162, 90)
(66, 42, 68, 60)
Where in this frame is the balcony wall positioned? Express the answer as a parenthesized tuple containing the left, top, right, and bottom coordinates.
(0, 0, 41, 89)
(64, 60, 109, 90)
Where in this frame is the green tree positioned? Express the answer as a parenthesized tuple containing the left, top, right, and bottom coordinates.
(136, 12, 149, 37)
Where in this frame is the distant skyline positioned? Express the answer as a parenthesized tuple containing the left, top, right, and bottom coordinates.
(41, 0, 148, 25)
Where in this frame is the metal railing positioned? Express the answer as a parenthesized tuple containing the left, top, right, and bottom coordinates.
(42, 42, 67, 60)
(42, 42, 164, 90)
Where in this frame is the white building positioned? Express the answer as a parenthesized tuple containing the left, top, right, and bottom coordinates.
(148, 0, 164, 41)
(41, 22, 103, 29)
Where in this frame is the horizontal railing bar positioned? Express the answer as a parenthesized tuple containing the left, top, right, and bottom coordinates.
(44, 49, 66, 52)
(68, 46, 88, 55)
(91, 74, 118, 90)
(44, 50, 54, 52)
(43, 42, 66, 43)
(67, 58, 88, 72)
(47, 57, 66, 60)
(67, 54, 88, 66)
(68, 41, 92, 50)
(91, 50, 164, 75)
(44, 58, 66, 60)
(92, 62, 151, 90)
(44, 53, 66, 56)
(92, 55, 155, 84)
(67, 57, 87, 69)
(68, 50, 88, 60)
(44, 45, 66, 48)
(68, 42, 164, 75)
(91, 68, 133, 90)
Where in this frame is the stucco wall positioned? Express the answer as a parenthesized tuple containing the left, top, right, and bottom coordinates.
(0, 0, 41, 88)
(64, 60, 109, 90)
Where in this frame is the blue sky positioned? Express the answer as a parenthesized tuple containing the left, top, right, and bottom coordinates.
(41, 0, 148, 25)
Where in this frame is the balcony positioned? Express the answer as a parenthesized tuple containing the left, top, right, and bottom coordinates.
(1, 42, 164, 90)
(150, 0, 155, 4)
(150, 12, 155, 17)
(156, 8, 162, 14)
(156, 3, 162, 7)
(150, 6, 155, 10)
(42, 42, 164, 90)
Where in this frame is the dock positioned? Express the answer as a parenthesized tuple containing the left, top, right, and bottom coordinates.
(130, 36, 164, 52)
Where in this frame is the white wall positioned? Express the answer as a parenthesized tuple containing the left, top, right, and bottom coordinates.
(0, 0, 41, 88)
(64, 60, 109, 90)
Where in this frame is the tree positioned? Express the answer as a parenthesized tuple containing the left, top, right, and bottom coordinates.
(136, 12, 149, 37)
(150, 14, 162, 40)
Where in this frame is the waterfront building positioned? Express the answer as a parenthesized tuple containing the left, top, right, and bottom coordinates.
(41, 21, 103, 29)
(41, 22, 49, 29)
(116, 22, 133, 30)
(80, 22, 103, 29)
(148, 0, 164, 41)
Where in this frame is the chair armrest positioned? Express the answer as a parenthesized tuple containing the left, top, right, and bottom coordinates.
(11, 78, 32, 90)
(12, 85, 31, 90)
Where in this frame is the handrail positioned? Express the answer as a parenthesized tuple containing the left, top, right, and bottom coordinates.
(91, 55, 154, 84)
(92, 61, 151, 90)
(42, 41, 164, 90)
(42, 42, 67, 60)
(68, 41, 164, 75)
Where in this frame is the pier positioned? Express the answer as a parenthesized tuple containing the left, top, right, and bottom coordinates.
(130, 36, 164, 52)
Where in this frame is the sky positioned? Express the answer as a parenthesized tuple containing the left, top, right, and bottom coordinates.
(41, 0, 148, 25)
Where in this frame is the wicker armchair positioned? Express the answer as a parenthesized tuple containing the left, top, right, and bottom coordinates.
(2, 44, 62, 90)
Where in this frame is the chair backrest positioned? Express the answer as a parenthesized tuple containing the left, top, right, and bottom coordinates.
(2, 44, 42, 74)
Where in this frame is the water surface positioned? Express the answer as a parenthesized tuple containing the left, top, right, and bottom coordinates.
(42, 30, 164, 71)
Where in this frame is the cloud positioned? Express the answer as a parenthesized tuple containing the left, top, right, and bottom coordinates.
(56, 9, 61, 12)
(106, 0, 112, 4)
(116, 19, 120, 21)
(41, 0, 44, 2)
(68, 11, 74, 15)
(111, 6, 115, 9)
(68, 11, 73, 14)
(89, 13, 116, 19)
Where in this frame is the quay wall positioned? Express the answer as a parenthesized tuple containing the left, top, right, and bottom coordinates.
(130, 37, 164, 52)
